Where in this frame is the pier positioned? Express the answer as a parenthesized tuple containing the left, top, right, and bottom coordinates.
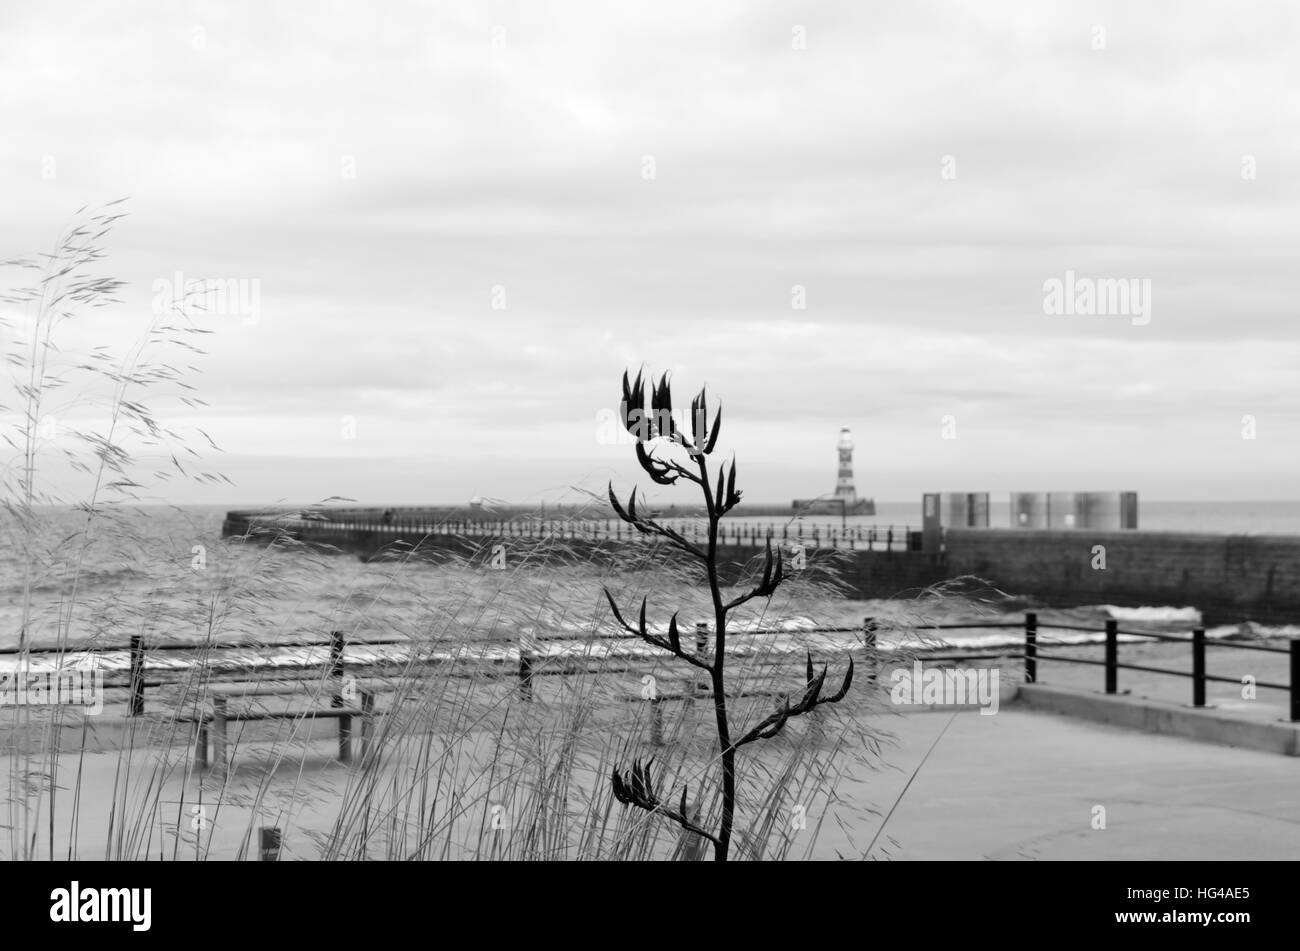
(222, 508, 920, 551)
(223, 508, 1300, 625)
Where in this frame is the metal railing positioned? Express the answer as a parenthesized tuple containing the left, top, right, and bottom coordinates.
(1018, 611, 1296, 719)
(231, 513, 923, 552)
(7, 612, 1294, 721)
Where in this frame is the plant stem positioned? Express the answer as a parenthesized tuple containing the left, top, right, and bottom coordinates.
(699, 454, 735, 861)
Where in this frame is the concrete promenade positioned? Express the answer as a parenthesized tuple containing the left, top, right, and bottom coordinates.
(835, 707, 1300, 860)
(5, 700, 1296, 860)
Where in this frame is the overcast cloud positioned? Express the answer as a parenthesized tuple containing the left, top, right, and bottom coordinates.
(3, 0, 1298, 506)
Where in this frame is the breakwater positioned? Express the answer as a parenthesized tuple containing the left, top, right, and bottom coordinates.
(945, 528, 1300, 625)
(221, 510, 942, 599)
(222, 510, 1300, 624)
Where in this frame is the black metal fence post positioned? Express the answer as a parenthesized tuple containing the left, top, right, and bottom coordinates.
(518, 631, 534, 703)
(1024, 612, 1037, 683)
(1105, 619, 1118, 694)
(128, 634, 145, 716)
(514, 628, 535, 701)
(518, 654, 533, 700)
(1290, 640, 1300, 722)
(259, 827, 282, 861)
(339, 712, 352, 763)
(1192, 627, 1206, 707)
(694, 622, 711, 700)
(329, 630, 344, 708)
(863, 616, 878, 684)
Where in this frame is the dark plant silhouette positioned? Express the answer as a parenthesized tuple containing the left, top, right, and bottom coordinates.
(605, 369, 853, 861)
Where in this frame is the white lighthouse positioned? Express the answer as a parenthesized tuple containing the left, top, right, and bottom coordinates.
(833, 427, 857, 503)
(792, 428, 874, 515)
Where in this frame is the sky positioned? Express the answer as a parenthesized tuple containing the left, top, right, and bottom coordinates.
(2, 0, 1298, 508)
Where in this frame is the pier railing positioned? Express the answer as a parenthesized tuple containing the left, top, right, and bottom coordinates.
(1019, 611, 1298, 720)
(232, 512, 924, 552)
(5, 612, 1295, 721)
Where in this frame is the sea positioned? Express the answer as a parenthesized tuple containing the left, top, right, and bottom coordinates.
(2, 502, 1298, 659)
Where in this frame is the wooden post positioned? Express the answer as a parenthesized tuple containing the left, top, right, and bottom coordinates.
(212, 696, 228, 773)
(129, 634, 145, 716)
(1024, 612, 1037, 684)
(360, 690, 375, 761)
(259, 827, 282, 861)
(676, 799, 707, 861)
(649, 696, 663, 746)
(1104, 619, 1118, 694)
(1192, 627, 1206, 707)
(196, 719, 208, 770)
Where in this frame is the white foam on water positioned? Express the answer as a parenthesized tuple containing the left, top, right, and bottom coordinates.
(1205, 621, 1300, 641)
(1103, 605, 1201, 623)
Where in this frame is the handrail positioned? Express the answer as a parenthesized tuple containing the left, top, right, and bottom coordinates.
(7, 612, 1294, 721)
(1020, 612, 1297, 720)
(0, 635, 413, 657)
(8, 616, 1290, 656)
(1031, 651, 1291, 691)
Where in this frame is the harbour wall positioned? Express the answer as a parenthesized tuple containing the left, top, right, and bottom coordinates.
(944, 528, 1300, 624)
(222, 513, 1300, 624)
(222, 513, 945, 600)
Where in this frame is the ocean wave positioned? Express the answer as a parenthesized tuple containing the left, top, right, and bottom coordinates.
(1103, 605, 1202, 624)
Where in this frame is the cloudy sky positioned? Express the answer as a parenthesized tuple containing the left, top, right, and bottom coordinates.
(3, 0, 1298, 508)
